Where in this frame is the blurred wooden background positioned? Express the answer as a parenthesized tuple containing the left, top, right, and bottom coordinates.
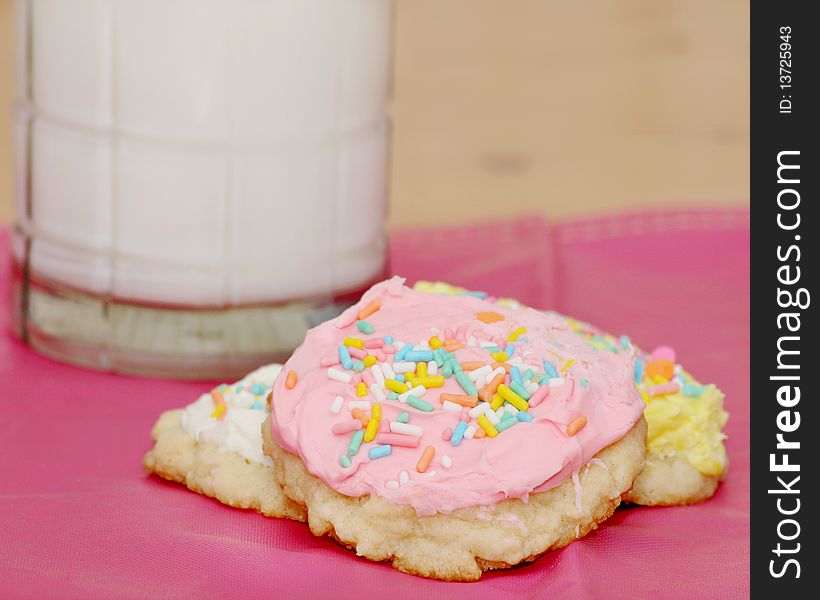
(0, 0, 749, 227)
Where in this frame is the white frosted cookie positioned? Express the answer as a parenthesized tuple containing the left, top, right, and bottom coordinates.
(264, 277, 647, 580)
(143, 364, 305, 521)
(415, 281, 730, 507)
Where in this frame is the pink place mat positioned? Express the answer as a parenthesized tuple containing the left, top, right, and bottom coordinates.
(0, 208, 750, 599)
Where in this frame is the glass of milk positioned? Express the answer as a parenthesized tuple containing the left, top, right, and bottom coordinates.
(10, 0, 392, 379)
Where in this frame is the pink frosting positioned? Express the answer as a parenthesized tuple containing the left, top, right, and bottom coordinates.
(269, 277, 644, 515)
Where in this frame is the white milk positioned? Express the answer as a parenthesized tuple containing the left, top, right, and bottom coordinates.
(14, 0, 391, 305)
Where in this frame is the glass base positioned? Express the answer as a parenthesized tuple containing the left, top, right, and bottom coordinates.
(10, 267, 369, 380)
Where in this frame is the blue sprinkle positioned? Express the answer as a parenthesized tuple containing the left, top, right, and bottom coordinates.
(517, 412, 534, 422)
(523, 369, 533, 380)
(396, 343, 414, 361)
(404, 350, 434, 362)
(505, 343, 515, 357)
(496, 418, 518, 433)
(451, 421, 468, 446)
(510, 366, 523, 386)
(395, 374, 405, 383)
(251, 383, 267, 395)
(634, 360, 645, 384)
(384, 335, 394, 345)
(619, 335, 631, 349)
(463, 290, 488, 298)
(352, 360, 365, 372)
(368, 445, 392, 460)
(356, 320, 374, 335)
(683, 383, 705, 397)
(250, 401, 263, 410)
(518, 336, 529, 343)
(387, 391, 399, 401)
(580, 378, 589, 388)
(338, 345, 354, 370)
(543, 361, 558, 379)
(340, 454, 352, 468)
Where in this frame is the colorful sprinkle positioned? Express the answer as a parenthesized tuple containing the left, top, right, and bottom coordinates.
(497, 384, 530, 411)
(357, 299, 381, 320)
(327, 368, 352, 383)
(356, 382, 368, 397)
(416, 445, 436, 473)
(347, 430, 365, 455)
(477, 414, 499, 437)
(496, 418, 518, 433)
(368, 445, 392, 460)
(543, 361, 558, 379)
(396, 412, 410, 423)
(507, 327, 526, 342)
(357, 320, 375, 335)
(389, 422, 424, 437)
(509, 381, 532, 401)
(285, 370, 298, 389)
(491, 351, 509, 362)
(441, 454, 453, 469)
(476, 311, 504, 324)
(450, 421, 468, 446)
(566, 416, 587, 436)
(385, 379, 409, 394)
(407, 395, 434, 412)
(455, 371, 479, 397)
(332, 420, 363, 435)
(344, 337, 364, 349)
(375, 433, 419, 448)
(517, 412, 534, 422)
(340, 454, 352, 468)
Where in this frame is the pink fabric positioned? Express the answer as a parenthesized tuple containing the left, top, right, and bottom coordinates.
(0, 208, 750, 599)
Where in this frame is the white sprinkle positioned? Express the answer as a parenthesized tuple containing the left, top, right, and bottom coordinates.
(392, 361, 416, 374)
(330, 395, 344, 414)
(398, 470, 410, 485)
(327, 368, 352, 383)
(549, 377, 565, 388)
(467, 336, 477, 347)
(423, 470, 437, 479)
(504, 404, 519, 415)
(385, 480, 400, 490)
(442, 400, 462, 413)
(468, 365, 492, 382)
(464, 425, 477, 440)
(381, 362, 396, 380)
(441, 455, 453, 469)
(416, 341, 430, 350)
(480, 341, 497, 349)
(370, 365, 385, 385)
(485, 409, 500, 425)
(473, 375, 487, 389)
(427, 361, 438, 376)
(524, 381, 539, 394)
(390, 422, 424, 437)
(495, 407, 506, 420)
(398, 385, 426, 402)
(392, 340, 405, 351)
(468, 402, 489, 418)
(348, 400, 371, 411)
(490, 366, 506, 379)
(370, 385, 386, 402)
(508, 356, 525, 366)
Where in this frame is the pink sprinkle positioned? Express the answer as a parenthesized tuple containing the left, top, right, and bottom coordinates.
(375, 351, 386, 361)
(525, 356, 540, 366)
(455, 325, 467, 341)
(650, 345, 677, 363)
(504, 375, 512, 385)
(528, 386, 550, 408)
(382, 345, 396, 355)
(364, 338, 384, 349)
(648, 381, 681, 396)
(320, 356, 340, 367)
(348, 347, 367, 360)
(379, 420, 390, 433)
(442, 427, 453, 441)
(375, 433, 420, 448)
(361, 370, 374, 386)
(332, 420, 363, 435)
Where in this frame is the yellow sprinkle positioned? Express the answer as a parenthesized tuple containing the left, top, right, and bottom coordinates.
(561, 359, 575, 372)
(356, 382, 368, 397)
(372, 403, 382, 420)
(414, 376, 444, 389)
(491, 352, 509, 362)
(477, 414, 499, 437)
(363, 354, 377, 368)
(385, 379, 409, 394)
(490, 393, 505, 411)
(344, 337, 365, 349)
(363, 417, 379, 442)
(497, 384, 530, 411)
(211, 403, 226, 420)
(428, 336, 443, 350)
(417, 362, 428, 378)
(566, 317, 581, 332)
(507, 327, 527, 342)
(651, 374, 669, 385)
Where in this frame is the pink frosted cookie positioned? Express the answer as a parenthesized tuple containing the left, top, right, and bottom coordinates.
(263, 277, 646, 580)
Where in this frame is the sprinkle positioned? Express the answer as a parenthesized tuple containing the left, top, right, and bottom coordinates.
(384, 335, 394, 345)
(385, 379, 409, 394)
(340, 454, 352, 468)
(337, 345, 353, 369)
(504, 343, 516, 357)
(439, 392, 478, 408)
(476, 311, 504, 324)
(396, 412, 410, 423)
(561, 359, 575, 372)
(347, 430, 365, 455)
(211, 402, 226, 420)
(356, 382, 368, 397)
(357, 299, 381, 320)
(441, 454, 453, 469)
(398, 385, 427, 403)
(327, 368, 352, 383)
(381, 362, 396, 380)
(385, 480, 399, 489)
(376, 433, 419, 448)
(543, 361, 558, 379)
(683, 383, 706, 397)
(510, 366, 523, 385)
(501, 410, 517, 421)
(332, 420, 363, 435)
(645, 359, 675, 381)
(503, 403, 519, 415)
(509, 381, 532, 400)
(352, 360, 365, 372)
(490, 393, 505, 411)
(491, 351, 509, 362)
(363, 354, 377, 368)
(416, 362, 428, 378)
(442, 427, 453, 441)
(477, 373, 505, 402)
(484, 408, 500, 425)
(496, 418, 518, 433)
(477, 414, 499, 437)
(442, 400, 463, 413)
(370, 385, 386, 402)
(566, 416, 587, 436)
(251, 383, 268, 395)
(407, 395, 434, 412)
(451, 421, 468, 446)
(492, 362, 512, 373)
(648, 382, 682, 396)
(444, 342, 465, 352)
(364, 338, 384, 349)
(416, 445, 436, 473)
(350, 408, 369, 426)
(428, 336, 443, 350)
(517, 411, 534, 422)
(399, 470, 410, 485)
(619, 335, 631, 349)
(548, 377, 565, 388)
(392, 361, 416, 374)
(507, 327, 526, 342)
(442, 361, 454, 378)
(497, 384, 530, 411)
(387, 391, 399, 401)
(463, 425, 477, 439)
(411, 376, 445, 388)
(283, 370, 298, 389)
(405, 350, 434, 362)
(468, 364, 493, 382)
(368, 445, 392, 459)
(357, 320, 375, 335)
(527, 386, 550, 408)
(473, 427, 486, 439)
(371, 403, 382, 420)
(389, 422, 424, 437)
(455, 371, 479, 397)
(344, 337, 365, 349)
(427, 361, 438, 376)
(396, 343, 414, 361)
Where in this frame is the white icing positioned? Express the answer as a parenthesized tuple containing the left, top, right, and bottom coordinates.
(180, 364, 283, 467)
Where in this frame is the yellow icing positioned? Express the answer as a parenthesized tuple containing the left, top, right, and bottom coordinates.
(640, 375, 729, 477)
